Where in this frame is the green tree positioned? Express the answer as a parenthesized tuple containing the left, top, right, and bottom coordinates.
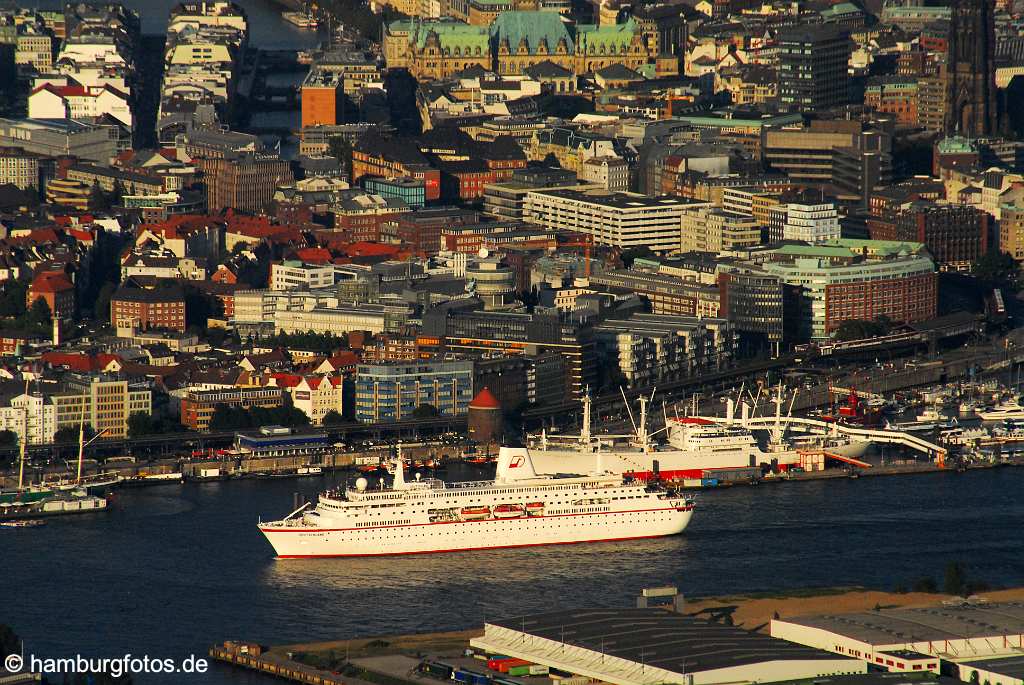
(0, 429, 17, 447)
(0, 623, 18, 659)
(944, 561, 967, 595)
(0, 280, 27, 317)
(327, 136, 354, 179)
(54, 424, 94, 444)
(833, 316, 893, 341)
(911, 576, 938, 593)
(972, 250, 1020, 291)
(25, 297, 51, 327)
(323, 410, 345, 425)
(127, 412, 157, 438)
(411, 403, 439, 418)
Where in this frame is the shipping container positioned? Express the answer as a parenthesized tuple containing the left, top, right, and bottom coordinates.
(454, 670, 472, 682)
(528, 665, 549, 675)
(487, 658, 512, 671)
(470, 673, 491, 685)
(497, 660, 530, 673)
(420, 660, 455, 680)
(507, 666, 533, 676)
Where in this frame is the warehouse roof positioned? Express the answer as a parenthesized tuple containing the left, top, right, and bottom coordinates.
(961, 655, 1024, 679)
(779, 602, 1024, 645)
(488, 608, 854, 674)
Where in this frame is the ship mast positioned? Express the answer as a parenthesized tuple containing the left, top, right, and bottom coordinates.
(76, 412, 86, 485)
(580, 391, 592, 447)
(16, 379, 27, 490)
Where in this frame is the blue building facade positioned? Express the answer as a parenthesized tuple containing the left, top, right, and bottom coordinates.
(354, 360, 474, 422)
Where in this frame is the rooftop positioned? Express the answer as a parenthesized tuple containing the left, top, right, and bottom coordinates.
(777, 602, 1024, 646)
(477, 607, 860, 680)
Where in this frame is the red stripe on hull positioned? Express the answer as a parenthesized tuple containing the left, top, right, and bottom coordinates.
(272, 532, 679, 558)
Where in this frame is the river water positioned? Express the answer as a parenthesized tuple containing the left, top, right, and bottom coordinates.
(35, 0, 321, 50)
(4, 466, 1024, 684)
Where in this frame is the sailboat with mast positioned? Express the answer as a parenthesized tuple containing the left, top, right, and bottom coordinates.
(0, 412, 109, 521)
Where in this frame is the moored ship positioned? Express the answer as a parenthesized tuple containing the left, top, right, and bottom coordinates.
(258, 447, 695, 558)
(525, 395, 870, 481)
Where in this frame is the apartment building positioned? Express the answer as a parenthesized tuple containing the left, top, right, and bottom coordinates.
(354, 360, 473, 422)
(524, 189, 705, 254)
(180, 387, 283, 431)
(49, 374, 153, 439)
(680, 206, 761, 253)
(110, 282, 187, 332)
(270, 261, 336, 291)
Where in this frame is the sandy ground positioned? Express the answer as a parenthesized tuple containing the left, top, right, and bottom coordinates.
(273, 587, 1024, 655)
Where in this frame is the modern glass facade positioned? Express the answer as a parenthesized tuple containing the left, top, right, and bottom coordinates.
(354, 361, 474, 422)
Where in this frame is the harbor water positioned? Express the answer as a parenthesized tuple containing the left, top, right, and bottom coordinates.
(3, 466, 1024, 684)
(33, 0, 321, 49)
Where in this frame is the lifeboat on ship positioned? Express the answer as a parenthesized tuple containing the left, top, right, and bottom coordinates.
(493, 503, 525, 519)
(460, 506, 491, 521)
(525, 502, 544, 517)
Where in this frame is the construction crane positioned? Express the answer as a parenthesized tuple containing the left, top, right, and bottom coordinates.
(559, 233, 594, 278)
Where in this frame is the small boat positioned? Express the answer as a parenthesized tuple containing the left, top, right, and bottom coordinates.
(978, 401, 1024, 422)
(525, 502, 544, 517)
(0, 519, 45, 528)
(460, 506, 491, 521)
(357, 464, 379, 473)
(297, 466, 323, 475)
(492, 503, 525, 519)
(282, 10, 319, 29)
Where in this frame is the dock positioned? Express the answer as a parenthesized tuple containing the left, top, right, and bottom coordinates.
(211, 643, 348, 684)
(210, 631, 477, 685)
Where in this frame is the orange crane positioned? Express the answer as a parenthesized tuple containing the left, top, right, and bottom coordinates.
(560, 233, 594, 278)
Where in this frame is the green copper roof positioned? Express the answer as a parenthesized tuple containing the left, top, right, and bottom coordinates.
(821, 238, 926, 256)
(391, 19, 490, 51)
(937, 136, 977, 154)
(490, 11, 574, 52)
(770, 244, 853, 258)
(577, 19, 637, 51)
(820, 2, 861, 17)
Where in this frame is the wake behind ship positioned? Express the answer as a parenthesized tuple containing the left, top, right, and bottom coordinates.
(258, 447, 695, 558)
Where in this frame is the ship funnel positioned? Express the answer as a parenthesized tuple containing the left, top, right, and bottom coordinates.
(495, 446, 538, 482)
(392, 445, 408, 490)
(741, 401, 750, 425)
(726, 398, 735, 424)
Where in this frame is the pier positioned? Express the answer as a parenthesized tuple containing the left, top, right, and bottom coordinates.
(211, 643, 348, 684)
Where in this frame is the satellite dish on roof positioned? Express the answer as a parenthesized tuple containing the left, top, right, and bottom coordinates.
(478, 247, 489, 259)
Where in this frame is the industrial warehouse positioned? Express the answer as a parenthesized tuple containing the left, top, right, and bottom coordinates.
(771, 600, 1024, 681)
(469, 607, 868, 685)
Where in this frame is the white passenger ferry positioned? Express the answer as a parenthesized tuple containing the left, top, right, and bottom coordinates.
(258, 446, 695, 558)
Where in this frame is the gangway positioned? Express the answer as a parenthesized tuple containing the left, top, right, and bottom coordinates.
(714, 413, 948, 469)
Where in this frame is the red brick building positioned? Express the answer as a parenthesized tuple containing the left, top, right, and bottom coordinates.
(110, 281, 187, 332)
(352, 133, 441, 201)
(27, 270, 75, 319)
(438, 160, 495, 202)
(891, 201, 989, 271)
(395, 208, 481, 257)
(824, 271, 937, 334)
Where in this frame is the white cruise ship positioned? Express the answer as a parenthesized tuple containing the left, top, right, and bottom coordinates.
(258, 447, 695, 558)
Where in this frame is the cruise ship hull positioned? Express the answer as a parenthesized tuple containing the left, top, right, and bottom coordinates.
(260, 505, 693, 558)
